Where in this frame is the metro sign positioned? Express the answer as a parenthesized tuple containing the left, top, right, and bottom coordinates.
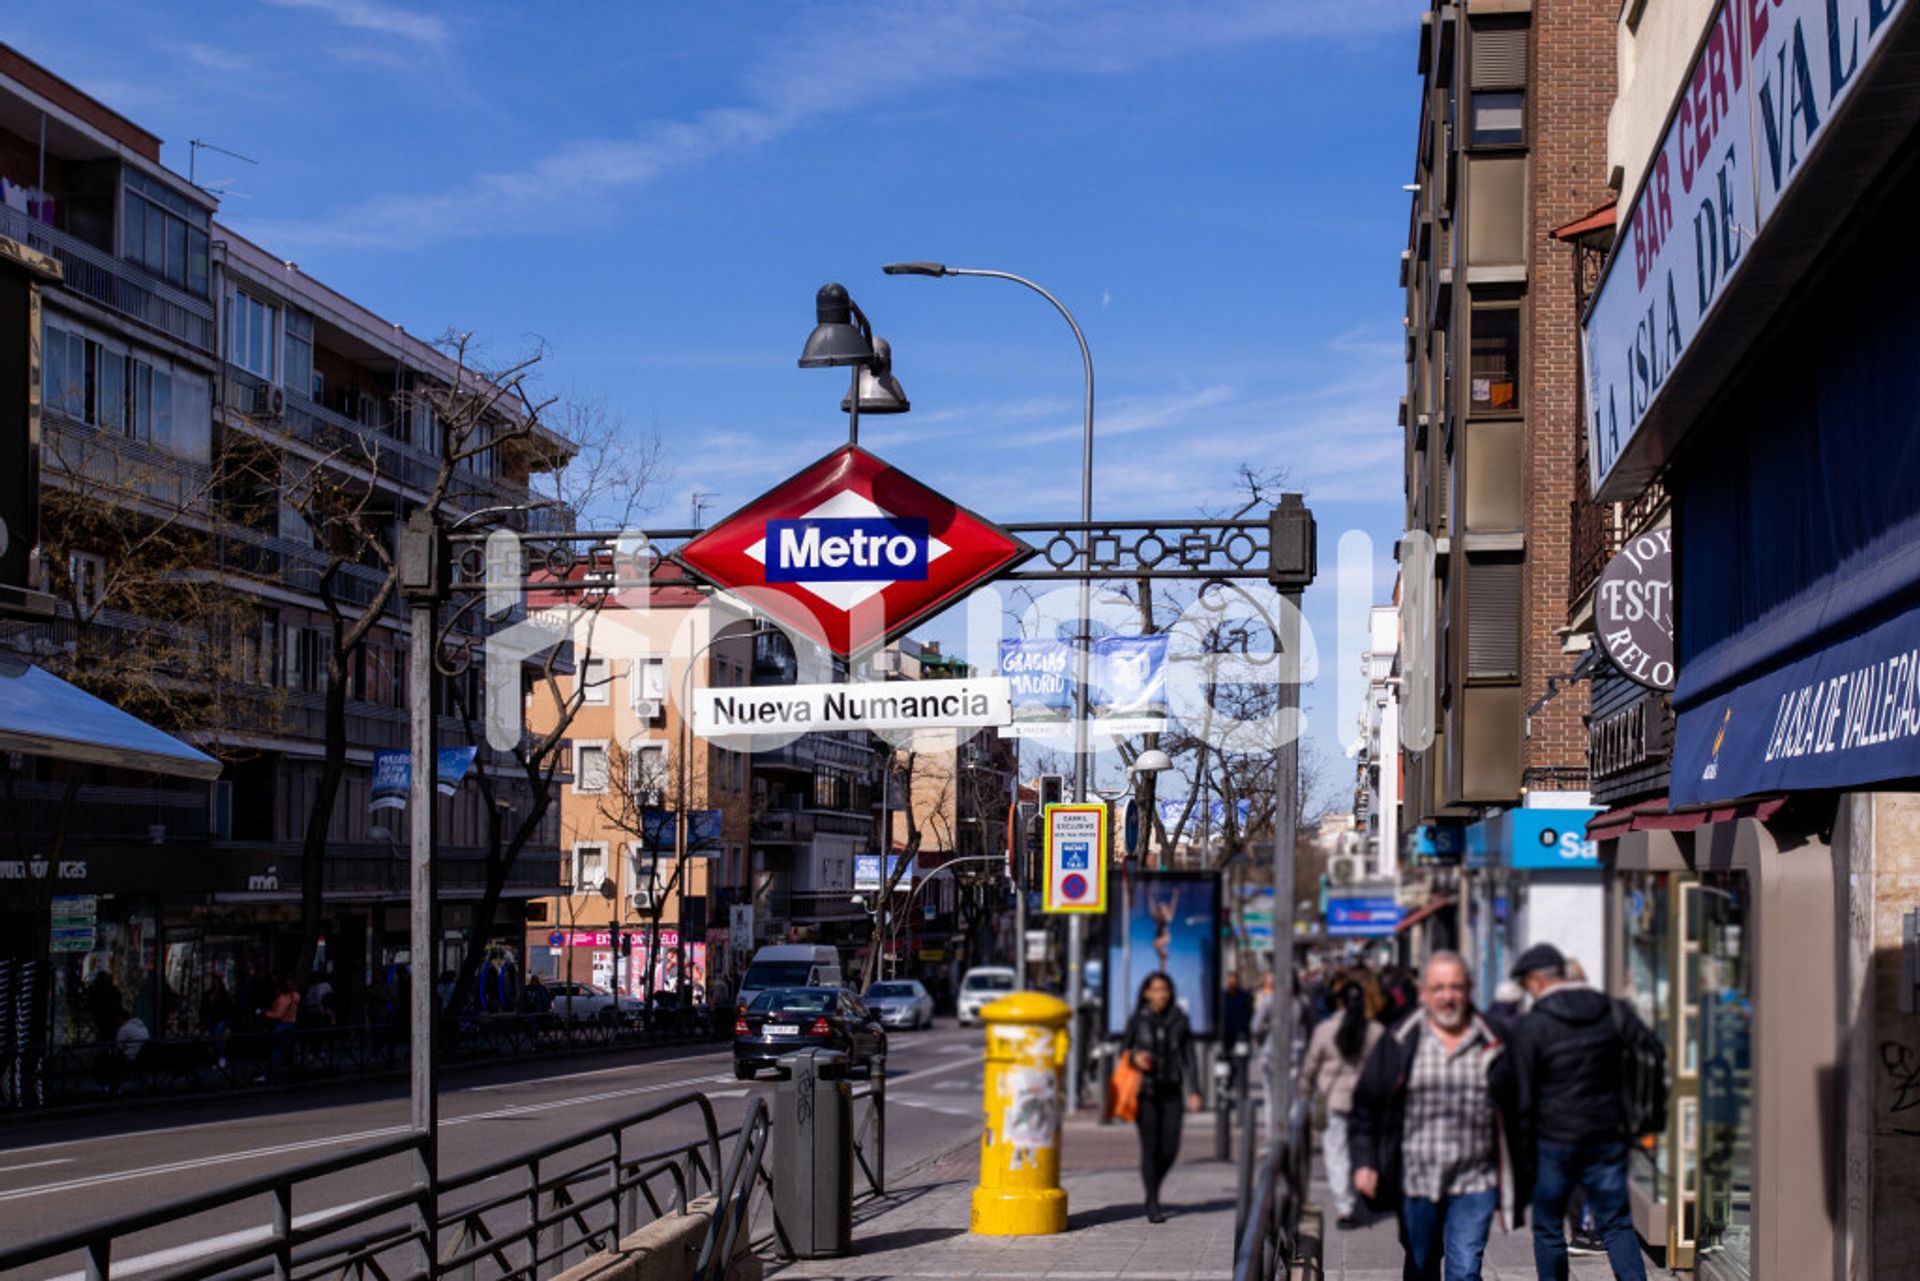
(676, 445, 1031, 658)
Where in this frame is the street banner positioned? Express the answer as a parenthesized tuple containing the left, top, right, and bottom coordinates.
(1042, 803, 1107, 913)
(998, 638, 1074, 737)
(1105, 872, 1220, 1037)
(692, 676, 1010, 737)
(854, 853, 914, 891)
(369, 746, 478, 812)
(1093, 635, 1169, 734)
(1154, 797, 1252, 832)
(640, 808, 727, 856)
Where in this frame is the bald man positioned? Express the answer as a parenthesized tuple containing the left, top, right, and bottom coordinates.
(1348, 951, 1524, 1281)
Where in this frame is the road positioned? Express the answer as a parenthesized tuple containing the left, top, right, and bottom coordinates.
(0, 1022, 987, 1279)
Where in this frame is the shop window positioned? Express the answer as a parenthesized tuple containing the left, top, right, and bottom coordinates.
(1469, 305, 1521, 413)
(1696, 872, 1753, 1277)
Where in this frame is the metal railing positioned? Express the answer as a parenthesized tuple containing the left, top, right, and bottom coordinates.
(0, 1090, 773, 1281)
(1233, 1097, 1314, 1281)
(0, 203, 218, 352)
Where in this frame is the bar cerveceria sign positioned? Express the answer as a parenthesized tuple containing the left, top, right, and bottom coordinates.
(1596, 527, 1673, 691)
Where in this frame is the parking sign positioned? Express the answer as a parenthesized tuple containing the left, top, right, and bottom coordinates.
(1043, 804, 1107, 913)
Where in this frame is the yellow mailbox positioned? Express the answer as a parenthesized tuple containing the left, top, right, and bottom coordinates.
(971, 991, 1070, 1235)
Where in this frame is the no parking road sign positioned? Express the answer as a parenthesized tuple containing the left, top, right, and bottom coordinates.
(1043, 803, 1108, 913)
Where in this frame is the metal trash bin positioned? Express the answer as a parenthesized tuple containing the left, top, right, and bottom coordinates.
(773, 1047, 853, 1258)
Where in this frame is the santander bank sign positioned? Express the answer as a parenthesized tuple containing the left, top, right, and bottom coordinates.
(677, 445, 1031, 658)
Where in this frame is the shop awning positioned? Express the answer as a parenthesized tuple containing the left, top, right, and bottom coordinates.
(1395, 897, 1455, 934)
(1586, 796, 1787, 843)
(0, 657, 221, 780)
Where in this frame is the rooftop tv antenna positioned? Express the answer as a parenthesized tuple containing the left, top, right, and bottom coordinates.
(189, 139, 259, 192)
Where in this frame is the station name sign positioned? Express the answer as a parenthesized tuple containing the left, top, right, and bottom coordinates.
(1583, 0, 1907, 496)
(692, 676, 1012, 737)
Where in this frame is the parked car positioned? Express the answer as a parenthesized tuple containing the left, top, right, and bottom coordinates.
(864, 980, 935, 1030)
(956, 966, 1017, 1026)
(733, 986, 887, 1081)
(736, 945, 843, 1013)
(546, 981, 643, 1026)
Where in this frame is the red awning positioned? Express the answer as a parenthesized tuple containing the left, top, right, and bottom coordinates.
(1550, 202, 1617, 241)
(1395, 897, 1455, 934)
(1586, 795, 1787, 843)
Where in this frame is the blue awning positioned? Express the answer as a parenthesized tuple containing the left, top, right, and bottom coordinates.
(0, 658, 221, 780)
(1671, 594, 1920, 807)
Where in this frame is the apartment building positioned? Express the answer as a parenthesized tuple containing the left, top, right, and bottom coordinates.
(0, 46, 568, 1049)
(1397, 0, 1616, 994)
(1351, 603, 1402, 884)
(1567, 3, 1920, 1276)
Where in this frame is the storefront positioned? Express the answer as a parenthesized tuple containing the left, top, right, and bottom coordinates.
(1461, 805, 1604, 1004)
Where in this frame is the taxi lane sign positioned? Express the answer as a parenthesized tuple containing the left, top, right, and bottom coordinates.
(676, 445, 1032, 658)
(1043, 803, 1108, 913)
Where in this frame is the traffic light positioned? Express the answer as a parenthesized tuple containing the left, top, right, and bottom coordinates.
(1037, 774, 1065, 808)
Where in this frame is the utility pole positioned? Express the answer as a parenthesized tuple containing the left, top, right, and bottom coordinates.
(399, 509, 448, 1269)
(1265, 494, 1316, 1149)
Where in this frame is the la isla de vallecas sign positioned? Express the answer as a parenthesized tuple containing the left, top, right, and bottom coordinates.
(1583, 0, 1907, 495)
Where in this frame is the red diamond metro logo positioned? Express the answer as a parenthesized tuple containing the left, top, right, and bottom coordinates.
(676, 445, 1032, 658)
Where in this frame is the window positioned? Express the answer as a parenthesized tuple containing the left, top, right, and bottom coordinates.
(286, 624, 329, 694)
(575, 742, 610, 794)
(43, 325, 88, 419)
(629, 742, 668, 804)
(284, 310, 314, 401)
(572, 843, 608, 894)
(122, 170, 210, 296)
(633, 656, 667, 715)
(225, 286, 279, 381)
(581, 657, 610, 705)
(1464, 420, 1523, 531)
(1466, 155, 1526, 265)
(1471, 91, 1525, 146)
(1469, 305, 1520, 413)
(1460, 685, 1522, 798)
(1465, 556, 1521, 678)
(627, 846, 663, 900)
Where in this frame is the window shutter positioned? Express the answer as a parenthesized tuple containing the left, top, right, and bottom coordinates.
(1471, 24, 1528, 88)
(1466, 558, 1521, 678)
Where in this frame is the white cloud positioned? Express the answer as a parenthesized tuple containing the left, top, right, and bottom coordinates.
(239, 0, 1404, 253)
(159, 40, 253, 74)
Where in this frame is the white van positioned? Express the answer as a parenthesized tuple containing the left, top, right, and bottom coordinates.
(736, 945, 844, 1012)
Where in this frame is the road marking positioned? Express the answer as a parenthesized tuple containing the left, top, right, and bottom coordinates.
(0, 1158, 73, 1175)
(41, 1195, 385, 1281)
(462, 1050, 727, 1091)
(706, 1089, 749, 1099)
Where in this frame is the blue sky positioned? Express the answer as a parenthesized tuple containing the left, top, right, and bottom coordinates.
(10, 0, 1416, 796)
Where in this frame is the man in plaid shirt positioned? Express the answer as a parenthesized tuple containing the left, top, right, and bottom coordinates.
(1349, 951, 1524, 1281)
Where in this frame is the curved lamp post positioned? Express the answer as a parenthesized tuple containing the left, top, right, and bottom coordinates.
(882, 260, 1099, 1111)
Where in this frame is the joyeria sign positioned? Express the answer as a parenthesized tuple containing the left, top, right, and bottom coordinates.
(677, 445, 1031, 658)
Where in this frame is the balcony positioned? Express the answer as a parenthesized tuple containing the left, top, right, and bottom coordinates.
(751, 809, 816, 843)
(0, 203, 215, 353)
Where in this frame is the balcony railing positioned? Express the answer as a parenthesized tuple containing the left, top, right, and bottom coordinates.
(0, 779, 210, 844)
(0, 203, 216, 353)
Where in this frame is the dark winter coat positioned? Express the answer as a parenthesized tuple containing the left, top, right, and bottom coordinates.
(1346, 1009, 1527, 1224)
(1508, 983, 1629, 1147)
(1124, 1004, 1199, 1094)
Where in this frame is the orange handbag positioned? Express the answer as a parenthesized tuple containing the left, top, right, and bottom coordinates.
(1109, 1053, 1143, 1122)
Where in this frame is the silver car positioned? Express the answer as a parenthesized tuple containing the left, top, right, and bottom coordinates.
(957, 966, 1017, 1026)
(864, 980, 935, 1030)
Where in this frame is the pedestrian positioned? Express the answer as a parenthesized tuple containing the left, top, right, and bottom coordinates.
(1121, 971, 1202, 1223)
(258, 976, 299, 1083)
(1298, 977, 1385, 1228)
(200, 974, 236, 1070)
(1221, 971, 1253, 1056)
(1349, 951, 1523, 1281)
(1250, 970, 1278, 1119)
(1484, 978, 1528, 1042)
(1507, 943, 1649, 1281)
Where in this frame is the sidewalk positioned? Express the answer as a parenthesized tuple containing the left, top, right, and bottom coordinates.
(766, 1113, 1667, 1281)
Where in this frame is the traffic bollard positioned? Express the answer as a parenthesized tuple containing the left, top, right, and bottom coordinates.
(972, 991, 1070, 1235)
(773, 1048, 853, 1258)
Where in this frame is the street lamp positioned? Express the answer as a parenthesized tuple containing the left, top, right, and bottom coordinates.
(883, 259, 1100, 1112)
(798, 283, 910, 445)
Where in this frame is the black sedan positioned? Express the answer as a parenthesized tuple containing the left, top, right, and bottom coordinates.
(732, 987, 887, 1081)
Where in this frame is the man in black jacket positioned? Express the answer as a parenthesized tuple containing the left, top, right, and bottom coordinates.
(1348, 951, 1523, 1281)
(1508, 943, 1646, 1281)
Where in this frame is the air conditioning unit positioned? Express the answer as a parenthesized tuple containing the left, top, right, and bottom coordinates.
(252, 383, 286, 419)
(635, 699, 661, 721)
(1331, 854, 1359, 886)
(633, 890, 655, 911)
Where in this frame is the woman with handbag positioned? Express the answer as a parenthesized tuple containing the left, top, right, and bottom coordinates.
(1121, 971, 1201, 1223)
(1298, 976, 1385, 1229)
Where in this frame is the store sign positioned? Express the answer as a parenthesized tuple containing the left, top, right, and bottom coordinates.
(1591, 700, 1673, 779)
(1673, 594, 1920, 805)
(1583, 0, 1907, 494)
(677, 445, 1031, 657)
(1411, 822, 1464, 863)
(692, 676, 1010, 737)
(1042, 803, 1108, 913)
(1595, 528, 1675, 690)
(1326, 897, 1401, 937)
(1507, 807, 1604, 871)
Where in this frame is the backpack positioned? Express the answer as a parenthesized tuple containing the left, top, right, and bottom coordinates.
(1609, 999, 1668, 1136)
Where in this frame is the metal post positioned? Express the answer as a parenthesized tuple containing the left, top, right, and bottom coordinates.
(1267, 589, 1301, 1148)
(408, 595, 440, 1269)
